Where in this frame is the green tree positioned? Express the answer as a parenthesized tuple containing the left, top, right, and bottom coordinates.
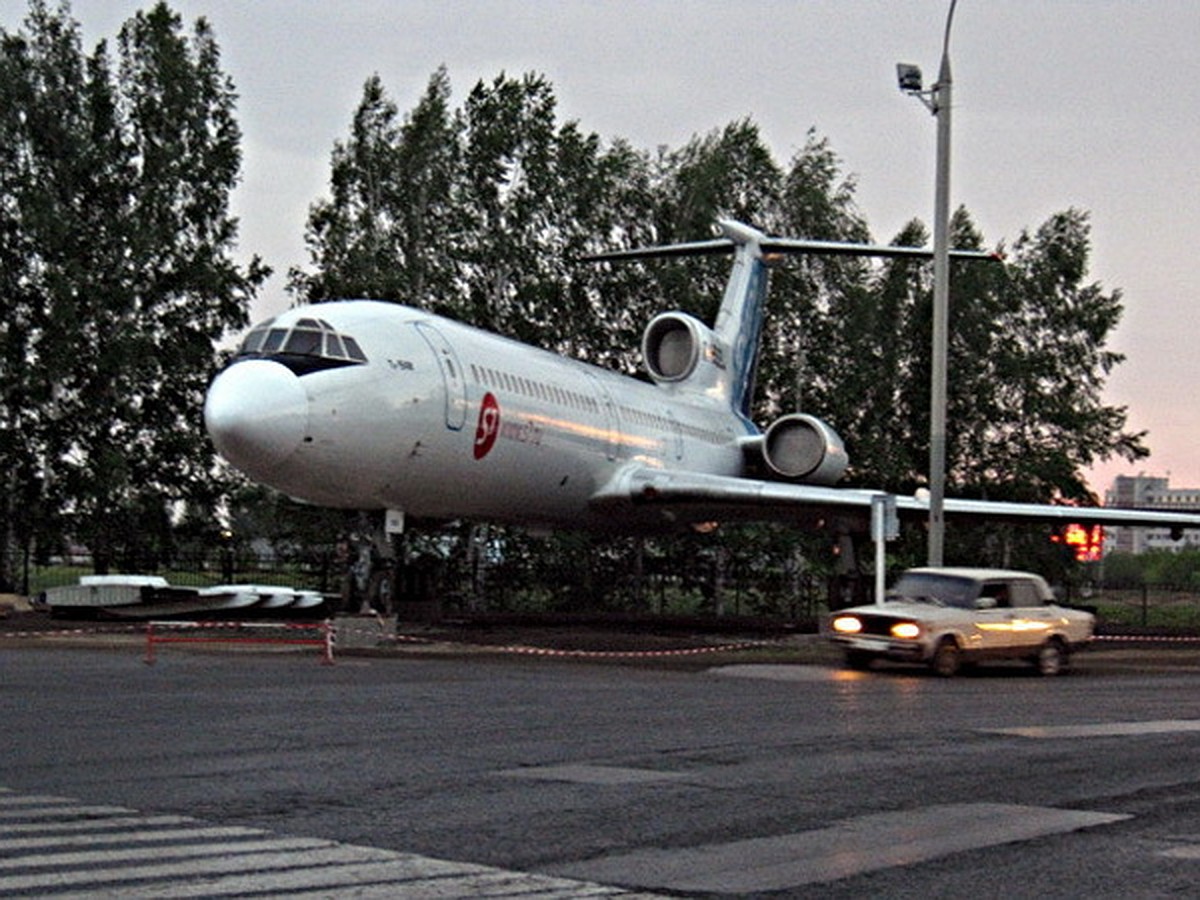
(0, 20, 45, 588)
(0, 1, 265, 581)
(956, 209, 1145, 503)
(291, 69, 462, 306)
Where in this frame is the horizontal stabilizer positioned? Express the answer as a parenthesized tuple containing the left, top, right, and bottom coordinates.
(582, 220, 1001, 264)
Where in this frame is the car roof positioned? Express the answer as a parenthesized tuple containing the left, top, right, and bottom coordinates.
(900, 567, 1047, 582)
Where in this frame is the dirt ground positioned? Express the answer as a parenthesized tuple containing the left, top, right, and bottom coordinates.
(4, 608, 1200, 672)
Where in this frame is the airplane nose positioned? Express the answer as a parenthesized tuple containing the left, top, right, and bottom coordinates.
(204, 360, 309, 475)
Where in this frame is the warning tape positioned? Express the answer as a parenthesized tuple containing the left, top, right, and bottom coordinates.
(0, 625, 143, 638)
(1, 623, 770, 660)
(494, 642, 768, 658)
(388, 635, 772, 659)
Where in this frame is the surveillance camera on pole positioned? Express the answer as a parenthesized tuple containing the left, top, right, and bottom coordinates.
(896, 63, 923, 94)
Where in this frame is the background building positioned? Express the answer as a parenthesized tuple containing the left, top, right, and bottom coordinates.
(1105, 475, 1200, 554)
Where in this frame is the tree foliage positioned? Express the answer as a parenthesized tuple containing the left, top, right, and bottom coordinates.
(0, 1, 265, 585)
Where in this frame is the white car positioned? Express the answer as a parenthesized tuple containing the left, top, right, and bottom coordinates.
(824, 567, 1094, 677)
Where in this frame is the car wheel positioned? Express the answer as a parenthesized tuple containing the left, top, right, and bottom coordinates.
(931, 638, 960, 677)
(1034, 638, 1069, 677)
(844, 649, 874, 671)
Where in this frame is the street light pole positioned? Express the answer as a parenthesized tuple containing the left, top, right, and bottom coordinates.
(900, 0, 957, 566)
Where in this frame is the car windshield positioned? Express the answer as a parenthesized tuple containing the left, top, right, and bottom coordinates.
(887, 574, 977, 610)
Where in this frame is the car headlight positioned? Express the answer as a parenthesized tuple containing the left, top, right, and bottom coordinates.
(831, 615, 863, 634)
(890, 621, 921, 640)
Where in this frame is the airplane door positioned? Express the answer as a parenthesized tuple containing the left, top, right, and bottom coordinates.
(414, 322, 467, 431)
(584, 372, 621, 461)
(666, 409, 684, 461)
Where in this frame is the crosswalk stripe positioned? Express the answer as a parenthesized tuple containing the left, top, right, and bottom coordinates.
(0, 794, 82, 807)
(0, 823, 271, 852)
(0, 803, 135, 820)
(1, 814, 194, 835)
(0, 835, 338, 871)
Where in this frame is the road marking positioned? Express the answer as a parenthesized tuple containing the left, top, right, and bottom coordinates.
(0, 824, 272, 852)
(1, 814, 195, 835)
(498, 764, 688, 785)
(0, 793, 86, 807)
(709, 664, 843, 682)
(553, 803, 1130, 893)
(0, 835, 338, 871)
(0, 803, 136, 820)
(984, 719, 1200, 739)
(0, 786, 662, 898)
(1161, 845, 1200, 860)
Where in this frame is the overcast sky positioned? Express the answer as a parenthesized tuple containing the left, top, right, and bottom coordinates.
(4, 0, 1199, 496)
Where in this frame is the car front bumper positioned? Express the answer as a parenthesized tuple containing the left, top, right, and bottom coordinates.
(830, 634, 927, 662)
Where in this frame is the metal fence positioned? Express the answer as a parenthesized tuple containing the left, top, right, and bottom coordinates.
(27, 545, 832, 623)
(28, 551, 338, 597)
(25, 546, 1200, 630)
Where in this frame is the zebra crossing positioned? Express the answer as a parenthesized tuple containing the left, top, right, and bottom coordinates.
(0, 787, 661, 898)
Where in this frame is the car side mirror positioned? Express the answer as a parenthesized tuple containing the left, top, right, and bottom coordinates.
(975, 597, 998, 610)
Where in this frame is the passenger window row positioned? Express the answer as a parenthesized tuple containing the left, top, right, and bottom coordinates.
(470, 363, 598, 414)
(619, 404, 723, 445)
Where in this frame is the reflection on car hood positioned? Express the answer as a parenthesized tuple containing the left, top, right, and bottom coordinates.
(836, 601, 971, 621)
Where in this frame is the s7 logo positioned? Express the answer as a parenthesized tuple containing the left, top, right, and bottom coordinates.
(474, 392, 500, 459)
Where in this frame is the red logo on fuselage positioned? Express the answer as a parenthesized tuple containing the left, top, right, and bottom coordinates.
(473, 392, 501, 459)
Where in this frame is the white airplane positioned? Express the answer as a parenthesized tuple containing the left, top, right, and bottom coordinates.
(204, 220, 1200, 540)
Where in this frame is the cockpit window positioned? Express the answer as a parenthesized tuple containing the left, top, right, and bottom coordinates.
(233, 316, 368, 375)
(324, 333, 346, 358)
(261, 328, 288, 353)
(284, 328, 323, 355)
(342, 336, 367, 362)
(241, 326, 269, 354)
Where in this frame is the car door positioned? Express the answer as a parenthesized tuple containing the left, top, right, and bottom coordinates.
(972, 579, 1020, 651)
(1006, 578, 1057, 650)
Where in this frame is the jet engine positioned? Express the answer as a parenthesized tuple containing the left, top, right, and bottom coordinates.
(642, 313, 714, 383)
(759, 413, 848, 485)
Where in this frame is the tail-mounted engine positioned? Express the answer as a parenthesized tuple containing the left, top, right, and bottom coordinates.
(642, 313, 718, 383)
(752, 413, 849, 485)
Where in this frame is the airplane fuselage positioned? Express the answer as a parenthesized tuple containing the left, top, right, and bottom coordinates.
(205, 300, 752, 530)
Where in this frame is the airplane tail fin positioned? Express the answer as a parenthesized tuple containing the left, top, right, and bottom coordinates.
(711, 221, 771, 420)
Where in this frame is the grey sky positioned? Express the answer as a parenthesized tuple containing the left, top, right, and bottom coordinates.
(4, 0, 1198, 494)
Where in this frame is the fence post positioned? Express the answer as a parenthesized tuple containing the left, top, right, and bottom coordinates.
(321, 619, 335, 665)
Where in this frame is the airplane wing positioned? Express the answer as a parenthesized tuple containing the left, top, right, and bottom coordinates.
(589, 466, 1200, 533)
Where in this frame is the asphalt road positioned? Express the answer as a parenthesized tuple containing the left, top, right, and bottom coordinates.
(3, 639, 1200, 897)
